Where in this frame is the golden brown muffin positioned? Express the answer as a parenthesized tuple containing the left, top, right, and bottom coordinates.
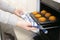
(41, 10, 46, 15)
(35, 14, 42, 18)
(49, 16, 56, 21)
(38, 17, 46, 22)
(32, 11, 38, 15)
(45, 13, 51, 18)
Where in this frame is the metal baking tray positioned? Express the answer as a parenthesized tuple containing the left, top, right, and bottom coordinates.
(30, 13, 59, 28)
(30, 13, 56, 24)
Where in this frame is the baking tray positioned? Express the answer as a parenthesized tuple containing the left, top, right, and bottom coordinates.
(30, 13, 59, 28)
(30, 13, 56, 24)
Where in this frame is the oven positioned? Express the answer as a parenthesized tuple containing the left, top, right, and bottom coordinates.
(32, 0, 60, 40)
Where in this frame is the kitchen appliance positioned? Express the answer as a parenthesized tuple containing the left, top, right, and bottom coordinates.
(31, 0, 60, 40)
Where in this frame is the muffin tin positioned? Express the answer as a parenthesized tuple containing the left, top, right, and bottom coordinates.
(31, 12, 56, 24)
(30, 11, 59, 28)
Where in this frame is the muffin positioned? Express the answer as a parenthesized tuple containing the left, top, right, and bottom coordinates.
(38, 17, 46, 22)
(49, 16, 56, 21)
(35, 14, 42, 18)
(41, 10, 46, 15)
(45, 13, 51, 18)
(32, 11, 38, 15)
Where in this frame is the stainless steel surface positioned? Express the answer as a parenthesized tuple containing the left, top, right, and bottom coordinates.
(41, 0, 60, 12)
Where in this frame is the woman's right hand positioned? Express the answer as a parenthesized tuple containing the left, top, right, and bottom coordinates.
(16, 19, 37, 31)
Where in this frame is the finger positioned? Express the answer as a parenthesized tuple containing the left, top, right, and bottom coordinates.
(19, 10, 23, 15)
(30, 27, 38, 30)
(15, 13, 20, 17)
(25, 21, 32, 27)
(24, 26, 32, 30)
(24, 26, 37, 31)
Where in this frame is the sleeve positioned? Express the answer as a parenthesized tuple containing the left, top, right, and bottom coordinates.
(0, 11, 20, 26)
(0, 0, 16, 13)
(7, 14, 20, 26)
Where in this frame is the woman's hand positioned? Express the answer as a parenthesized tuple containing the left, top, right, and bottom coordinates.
(14, 9, 23, 17)
(14, 9, 37, 31)
(16, 19, 37, 31)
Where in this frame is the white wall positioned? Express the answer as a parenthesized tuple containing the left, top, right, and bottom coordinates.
(2, 0, 40, 13)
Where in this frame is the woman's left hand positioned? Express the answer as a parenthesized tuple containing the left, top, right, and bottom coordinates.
(14, 9, 23, 17)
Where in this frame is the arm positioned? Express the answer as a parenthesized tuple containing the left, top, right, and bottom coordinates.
(0, 12, 36, 31)
(0, 0, 15, 13)
(0, 0, 23, 16)
(0, 0, 36, 31)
